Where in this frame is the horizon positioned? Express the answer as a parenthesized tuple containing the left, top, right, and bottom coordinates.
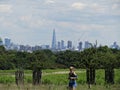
(0, 0, 120, 46)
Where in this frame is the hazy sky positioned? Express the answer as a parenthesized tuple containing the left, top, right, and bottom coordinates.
(0, 0, 120, 47)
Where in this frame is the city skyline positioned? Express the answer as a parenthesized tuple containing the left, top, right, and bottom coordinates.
(1, 35, 119, 48)
(1, 36, 119, 52)
(0, 0, 120, 46)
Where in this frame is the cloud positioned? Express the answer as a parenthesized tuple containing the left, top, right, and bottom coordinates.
(45, 0, 56, 4)
(0, 17, 4, 21)
(111, 4, 120, 15)
(71, 2, 109, 14)
(72, 2, 86, 10)
(89, 2, 120, 15)
(90, 3, 107, 13)
(20, 15, 32, 22)
(0, 4, 12, 13)
(57, 21, 105, 32)
(112, 4, 118, 10)
(20, 15, 47, 29)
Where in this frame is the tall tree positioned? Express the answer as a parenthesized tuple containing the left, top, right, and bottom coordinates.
(80, 47, 98, 85)
(97, 46, 116, 84)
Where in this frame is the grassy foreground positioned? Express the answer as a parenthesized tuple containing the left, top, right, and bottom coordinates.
(0, 69, 120, 90)
(0, 84, 120, 90)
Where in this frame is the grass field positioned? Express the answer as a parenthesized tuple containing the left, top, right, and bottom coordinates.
(0, 69, 120, 90)
(0, 84, 120, 90)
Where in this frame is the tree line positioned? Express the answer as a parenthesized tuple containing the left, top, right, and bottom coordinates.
(0, 45, 120, 84)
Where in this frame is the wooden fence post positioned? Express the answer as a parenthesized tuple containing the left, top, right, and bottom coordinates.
(86, 68, 96, 88)
(33, 69, 42, 85)
(15, 70, 24, 85)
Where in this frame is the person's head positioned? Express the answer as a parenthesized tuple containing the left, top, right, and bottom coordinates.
(69, 66, 74, 72)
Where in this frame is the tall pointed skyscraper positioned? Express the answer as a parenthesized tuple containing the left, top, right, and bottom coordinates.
(52, 29, 56, 50)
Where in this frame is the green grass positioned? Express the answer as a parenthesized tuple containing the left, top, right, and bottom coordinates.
(0, 84, 120, 90)
(42, 74, 68, 85)
(96, 69, 105, 85)
(0, 76, 15, 84)
(115, 69, 120, 84)
(0, 69, 120, 90)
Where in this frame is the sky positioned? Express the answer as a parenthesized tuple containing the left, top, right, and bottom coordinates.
(0, 0, 120, 47)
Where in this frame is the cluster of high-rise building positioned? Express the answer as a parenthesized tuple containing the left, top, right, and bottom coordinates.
(51, 29, 74, 51)
(51, 30, 120, 51)
(0, 38, 49, 52)
(0, 30, 120, 52)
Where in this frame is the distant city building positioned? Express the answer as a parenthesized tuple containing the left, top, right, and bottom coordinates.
(67, 40, 72, 49)
(51, 29, 56, 50)
(110, 42, 119, 49)
(4, 38, 11, 47)
(24, 45, 32, 52)
(41, 45, 50, 49)
(57, 41, 61, 50)
(32, 45, 41, 51)
(19, 45, 32, 52)
(10, 43, 19, 51)
(61, 40, 65, 50)
(84, 41, 91, 49)
(19, 45, 26, 51)
(78, 41, 83, 51)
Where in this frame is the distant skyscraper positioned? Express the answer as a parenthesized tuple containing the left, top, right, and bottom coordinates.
(4, 38, 11, 47)
(52, 29, 56, 50)
(78, 41, 82, 51)
(61, 40, 65, 49)
(57, 41, 61, 50)
(111, 42, 119, 49)
(67, 40, 72, 49)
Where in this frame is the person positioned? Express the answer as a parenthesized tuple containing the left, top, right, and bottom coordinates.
(68, 66, 77, 90)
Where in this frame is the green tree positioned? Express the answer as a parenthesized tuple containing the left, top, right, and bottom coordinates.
(97, 46, 116, 84)
(56, 50, 80, 68)
(80, 47, 98, 85)
(32, 50, 54, 85)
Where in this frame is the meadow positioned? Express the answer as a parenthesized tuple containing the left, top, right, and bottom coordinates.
(0, 69, 120, 90)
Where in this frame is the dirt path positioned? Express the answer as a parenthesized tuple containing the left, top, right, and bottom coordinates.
(43, 70, 85, 75)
